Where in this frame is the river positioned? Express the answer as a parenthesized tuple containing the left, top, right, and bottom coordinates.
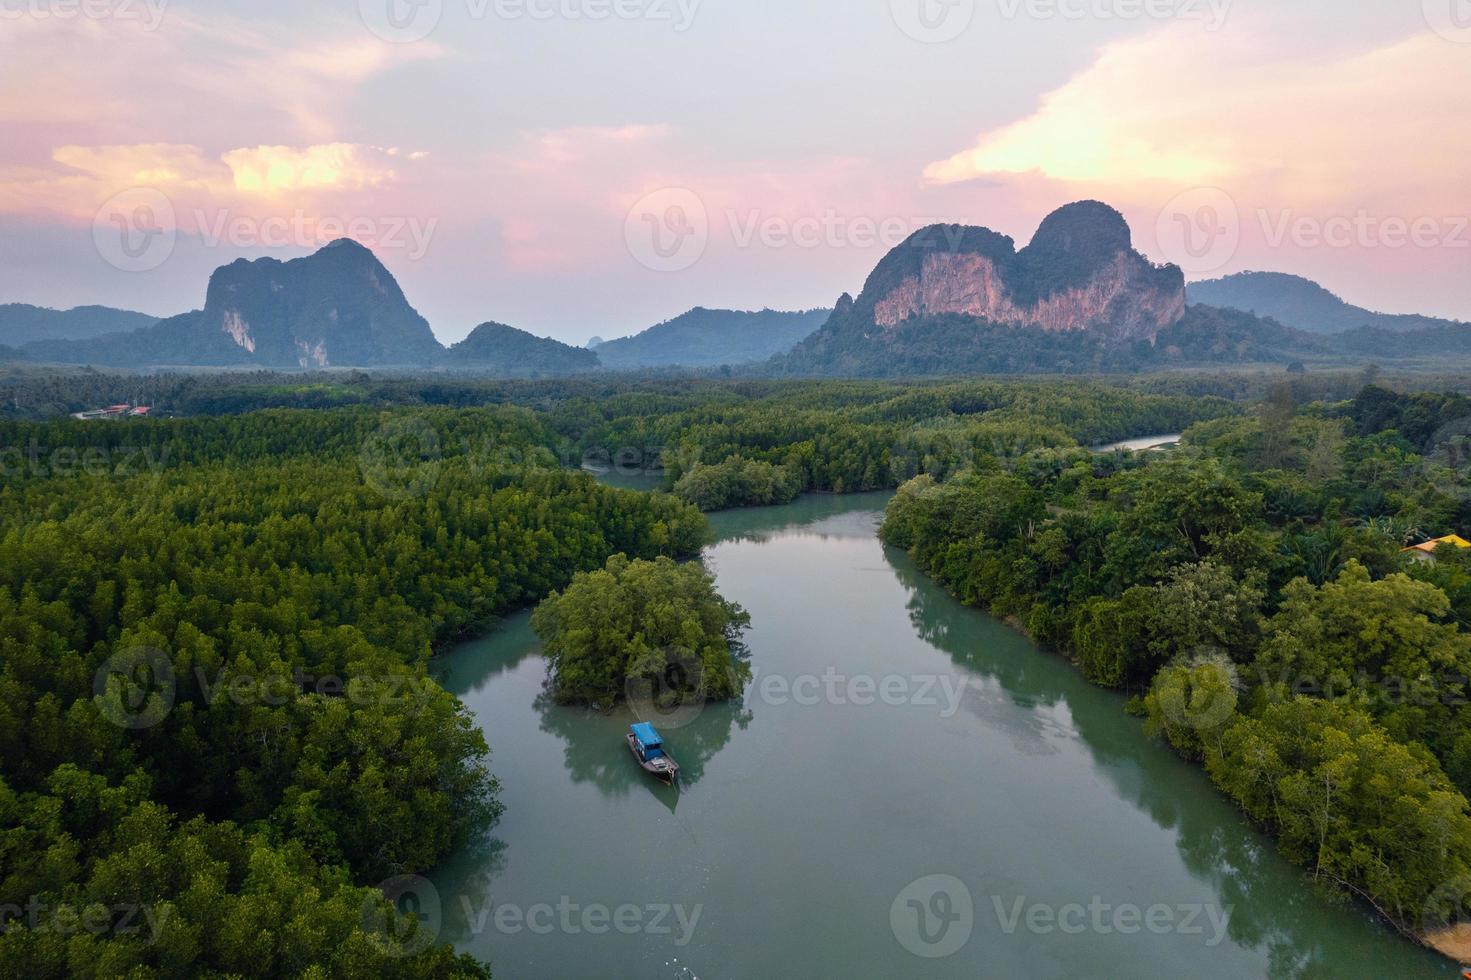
(431, 492, 1451, 979)
(1091, 434, 1183, 453)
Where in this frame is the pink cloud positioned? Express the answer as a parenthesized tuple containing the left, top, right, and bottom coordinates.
(922, 21, 1471, 318)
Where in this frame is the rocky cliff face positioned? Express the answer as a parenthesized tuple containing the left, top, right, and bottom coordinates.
(872, 249, 1184, 342)
(782, 201, 1186, 375)
(22, 239, 450, 368)
(860, 202, 1183, 343)
(197, 239, 443, 367)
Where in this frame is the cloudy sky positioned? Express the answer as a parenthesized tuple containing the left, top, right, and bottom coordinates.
(1, 0, 1466, 344)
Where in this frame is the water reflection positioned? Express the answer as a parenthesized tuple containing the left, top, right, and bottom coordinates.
(436, 836, 509, 947)
(883, 544, 1447, 978)
(432, 492, 1449, 979)
(707, 491, 892, 545)
(534, 692, 752, 798)
(431, 617, 538, 694)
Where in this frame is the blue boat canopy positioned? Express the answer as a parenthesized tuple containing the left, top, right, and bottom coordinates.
(630, 723, 664, 749)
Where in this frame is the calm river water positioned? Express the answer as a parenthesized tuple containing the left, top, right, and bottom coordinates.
(432, 492, 1451, 979)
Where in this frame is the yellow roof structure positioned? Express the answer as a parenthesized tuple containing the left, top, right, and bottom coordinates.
(1402, 534, 1471, 555)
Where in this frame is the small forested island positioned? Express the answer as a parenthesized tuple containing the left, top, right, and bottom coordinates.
(532, 554, 752, 707)
(671, 455, 803, 511)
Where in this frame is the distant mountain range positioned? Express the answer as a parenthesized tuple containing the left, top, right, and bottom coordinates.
(5, 242, 828, 374)
(1187, 272, 1468, 334)
(10, 215, 1471, 377)
(0, 304, 160, 345)
(594, 308, 829, 369)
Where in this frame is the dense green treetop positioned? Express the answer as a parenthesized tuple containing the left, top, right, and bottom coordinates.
(532, 555, 751, 709)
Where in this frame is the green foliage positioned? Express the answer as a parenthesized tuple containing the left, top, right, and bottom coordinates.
(1207, 698, 1471, 927)
(548, 377, 1234, 502)
(532, 555, 752, 708)
(1142, 654, 1241, 761)
(14, 374, 1471, 955)
(881, 384, 1471, 935)
(1071, 589, 1153, 688)
(0, 407, 709, 972)
(672, 456, 802, 511)
(1148, 561, 1265, 664)
(1254, 562, 1471, 790)
(0, 781, 492, 978)
(446, 322, 600, 375)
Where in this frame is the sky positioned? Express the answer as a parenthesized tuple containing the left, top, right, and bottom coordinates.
(1, 0, 1467, 345)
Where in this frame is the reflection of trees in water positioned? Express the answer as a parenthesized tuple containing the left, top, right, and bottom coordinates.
(884, 545, 1441, 979)
(431, 613, 541, 697)
(432, 835, 508, 946)
(707, 493, 890, 547)
(888, 549, 1076, 759)
(534, 692, 752, 798)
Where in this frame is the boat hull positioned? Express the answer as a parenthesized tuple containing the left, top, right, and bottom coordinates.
(626, 733, 680, 783)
